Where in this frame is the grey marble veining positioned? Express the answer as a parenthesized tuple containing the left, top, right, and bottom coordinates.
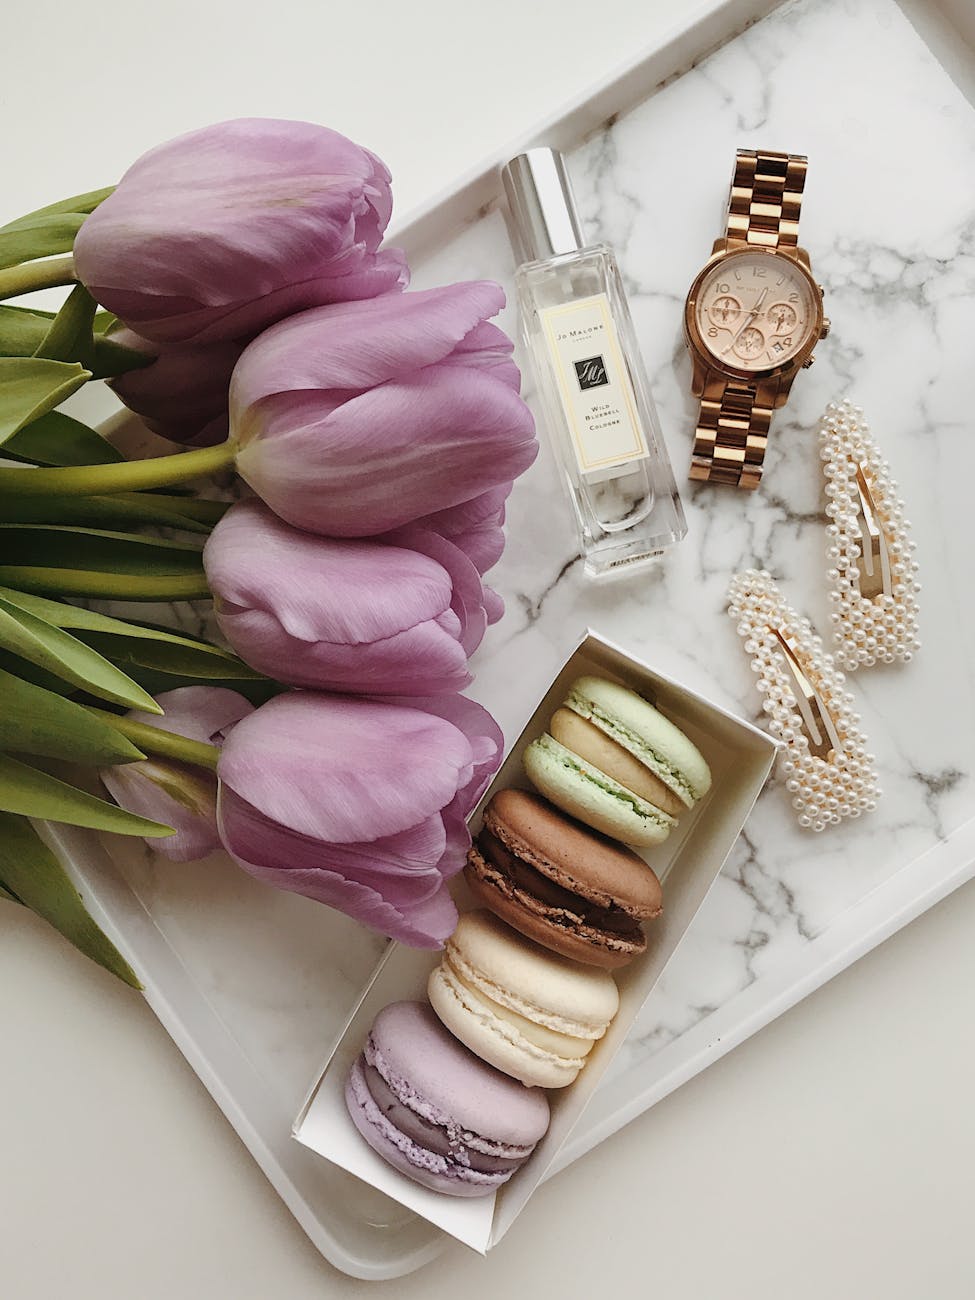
(409, 0, 975, 1076)
(95, 0, 975, 1153)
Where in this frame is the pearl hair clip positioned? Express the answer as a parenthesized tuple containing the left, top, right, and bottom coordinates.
(819, 399, 920, 670)
(728, 568, 881, 831)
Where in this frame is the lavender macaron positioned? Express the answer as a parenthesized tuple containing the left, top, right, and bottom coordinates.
(345, 1001, 550, 1198)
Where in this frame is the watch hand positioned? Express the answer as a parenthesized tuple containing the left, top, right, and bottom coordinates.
(721, 286, 770, 355)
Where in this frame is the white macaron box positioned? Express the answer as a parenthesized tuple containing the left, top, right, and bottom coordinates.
(293, 630, 775, 1254)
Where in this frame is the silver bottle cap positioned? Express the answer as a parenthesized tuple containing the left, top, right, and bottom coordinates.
(501, 148, 586, 265)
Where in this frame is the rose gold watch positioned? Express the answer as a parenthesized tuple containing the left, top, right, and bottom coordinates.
(683, 148, 830, 490)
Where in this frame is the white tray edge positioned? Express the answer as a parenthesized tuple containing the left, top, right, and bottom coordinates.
(551, 817, 975, 1174)
(386, 0, 782, 260)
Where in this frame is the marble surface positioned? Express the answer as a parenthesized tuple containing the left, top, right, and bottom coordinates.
(80, 0, 975, 1270)
(409, 0, 975, 1074)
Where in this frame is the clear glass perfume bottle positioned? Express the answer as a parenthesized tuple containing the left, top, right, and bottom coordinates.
(502, 149, 686, 578)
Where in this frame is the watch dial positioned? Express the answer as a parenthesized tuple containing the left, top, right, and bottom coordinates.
(695, 251, 817, 372)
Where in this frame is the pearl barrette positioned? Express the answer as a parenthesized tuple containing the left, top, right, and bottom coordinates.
(728, 568, 881, 831)
(819, 399, 920, 670)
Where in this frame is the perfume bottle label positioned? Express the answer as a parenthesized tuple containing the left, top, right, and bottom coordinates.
(539, 293, 650, 476)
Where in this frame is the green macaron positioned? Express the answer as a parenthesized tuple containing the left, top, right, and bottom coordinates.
(523, 674, 712, 847)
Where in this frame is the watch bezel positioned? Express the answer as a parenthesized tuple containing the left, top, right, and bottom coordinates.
(684, 244, 824, 383)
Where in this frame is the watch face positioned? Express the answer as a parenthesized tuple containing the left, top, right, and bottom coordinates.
(694, 250, 818, 372)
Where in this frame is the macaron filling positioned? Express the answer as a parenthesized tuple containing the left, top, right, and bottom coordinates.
(360, 1062, 523, 1174)
(527, 734, 677, 830)
(364, 1032, 535, 1163)
(470, 834, 646, 946)
(347, 1058, 513, 1188)
(550, 708, 686, 819)
(443, 933, 610, 1041)
(430, 965, 592, 1087)
(566, 688, 700, 807)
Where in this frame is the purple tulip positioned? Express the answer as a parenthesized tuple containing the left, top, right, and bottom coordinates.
(109, 329, 244, 446)
(230, 281, 537, 537)
(74, 118, 408, 345)
(412, 483, 513, 576)
(216, 691, 503, 946)
(203, 500, 500, 693)
(100, 687, 254, 861)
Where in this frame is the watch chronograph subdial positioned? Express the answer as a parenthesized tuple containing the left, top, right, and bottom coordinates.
(767, 302, 798, 334)
(709, 294, 741, 326)
(733, 327, 765, 361)
(692, 249, 820, 372)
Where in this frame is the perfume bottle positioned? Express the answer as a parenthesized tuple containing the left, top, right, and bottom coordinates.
(501, 148, 686, 578)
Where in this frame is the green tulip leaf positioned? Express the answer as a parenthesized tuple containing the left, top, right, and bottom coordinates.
(33, 283, 97, 365)
(0, 525, 202, 572)
(0, 305, 148, 376)
(0, 753, 172, 837)
(116, 665, 281, 705)
(0, 594, 160, 712)
(0, 409, 123, 466)
(0, 812, 141, 988)
(81, 630, 261, 679)
(0, 587, 261, 679)
(0, 304, 55, 356)
(0, 524, 208, 600)
(0, 358, 91, 446)
(0, 213, 86, 270)
(0, 879, 20, 903)
(0, 186, 114, 231)
(0, 667, 145, 765)
(0, 490, 228, 534)
(0, 646, 73, 693)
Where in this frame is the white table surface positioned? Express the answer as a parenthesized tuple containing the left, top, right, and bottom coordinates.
(3, 2, 975, 1296)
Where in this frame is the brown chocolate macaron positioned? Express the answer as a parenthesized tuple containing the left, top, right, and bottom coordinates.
(464, 788, 662, 969)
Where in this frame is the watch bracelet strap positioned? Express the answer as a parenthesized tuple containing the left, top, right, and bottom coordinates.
(726, 147, 807, 250)
(693, 148, 807, 487)
(690, 380, 775, 491)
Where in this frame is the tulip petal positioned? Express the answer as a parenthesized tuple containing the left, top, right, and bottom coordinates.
(416, 484, 511, 532)
(217, 786, 458, 947)
(109, 330, 244, 430)
(94, 254, 408, 345)
(74, 118, 407, 345)
(129, 685, 254, 745)
(204, 502, 472, 694)
(385, 525, 488, 657)
(230, 282, 507, 412)
(379, 693, 504, 814)
(101, 760, 221, 862)
(217, 606, 472, 694)
(236, 366, 536, 537)
(100, 686, 253, 862)
(439, 320, 522, 391)
(483, 585, 505, 624)
(204, 501, 451, 644)
(217, 693, 476, 842)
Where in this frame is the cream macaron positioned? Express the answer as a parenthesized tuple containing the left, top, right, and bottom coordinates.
(428, 910, 619, 1089)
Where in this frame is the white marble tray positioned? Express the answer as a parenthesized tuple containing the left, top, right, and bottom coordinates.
(50, 0, 975, 1280)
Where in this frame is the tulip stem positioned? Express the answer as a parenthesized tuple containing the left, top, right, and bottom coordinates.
(0, 441, 236, 497)
(0, 256, 78, 301)
(87, 708, 221, 772)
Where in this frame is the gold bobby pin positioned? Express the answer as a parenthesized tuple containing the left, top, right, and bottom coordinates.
(728, 567, 881, 830)
(770, 627, 841, 761)
(818, 398, 919, 669)
(853, 462, 887, 600)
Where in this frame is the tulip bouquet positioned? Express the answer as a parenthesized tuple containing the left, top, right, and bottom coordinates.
(0, 119, 536, 984)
